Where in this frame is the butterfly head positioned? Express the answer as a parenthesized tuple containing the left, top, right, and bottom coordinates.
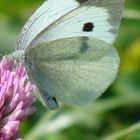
(6, 50, 25, 67)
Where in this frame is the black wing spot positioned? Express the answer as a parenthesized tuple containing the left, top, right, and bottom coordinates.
(83, 22, 94, 32)
(76, 0, 88, 4)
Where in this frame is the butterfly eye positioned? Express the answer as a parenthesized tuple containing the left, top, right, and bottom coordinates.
(24, 56, 27, 61)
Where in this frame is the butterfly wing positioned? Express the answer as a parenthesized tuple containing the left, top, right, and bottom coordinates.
(26, 37, 119, 106)
(19, 0, 124, 107)
(17, 0, 124, 51)
(16, 0, 81, 50)
(27, 0, 125, 50)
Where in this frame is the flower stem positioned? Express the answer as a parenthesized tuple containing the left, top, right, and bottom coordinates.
(102, 122, 140, 140)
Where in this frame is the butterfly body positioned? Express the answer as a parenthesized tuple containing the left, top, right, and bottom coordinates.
(11, 0, 124, 109)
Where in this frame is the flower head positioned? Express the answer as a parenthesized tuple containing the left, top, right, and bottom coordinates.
(0, 58, 36, 140)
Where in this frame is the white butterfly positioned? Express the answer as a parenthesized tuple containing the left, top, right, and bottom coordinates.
(10, 0, 125, 109)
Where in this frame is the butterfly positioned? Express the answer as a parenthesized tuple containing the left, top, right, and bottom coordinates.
(10, 0, 125, 110)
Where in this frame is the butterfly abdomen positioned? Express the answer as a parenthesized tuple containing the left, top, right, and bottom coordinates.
(39, 87, 59, 110)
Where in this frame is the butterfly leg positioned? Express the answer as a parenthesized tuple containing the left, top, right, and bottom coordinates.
(39, 87, 59, 110)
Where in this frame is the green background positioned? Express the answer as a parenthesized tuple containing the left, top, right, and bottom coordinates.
(0, 0, 140, 140)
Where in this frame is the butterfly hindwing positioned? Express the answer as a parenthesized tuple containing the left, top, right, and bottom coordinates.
(26, 37, 119, 106)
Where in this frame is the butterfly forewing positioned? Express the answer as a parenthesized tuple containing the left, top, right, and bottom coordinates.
(16, 0, 81, 51)
(27, 0, 124, 50)
(26, 37, 119, 106)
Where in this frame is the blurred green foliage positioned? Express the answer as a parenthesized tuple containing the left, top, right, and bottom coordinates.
(0, 0, 140, 140)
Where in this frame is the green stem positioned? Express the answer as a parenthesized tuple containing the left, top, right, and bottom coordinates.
(123, 9, 140, 20)
(102, 122, 140, 140)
